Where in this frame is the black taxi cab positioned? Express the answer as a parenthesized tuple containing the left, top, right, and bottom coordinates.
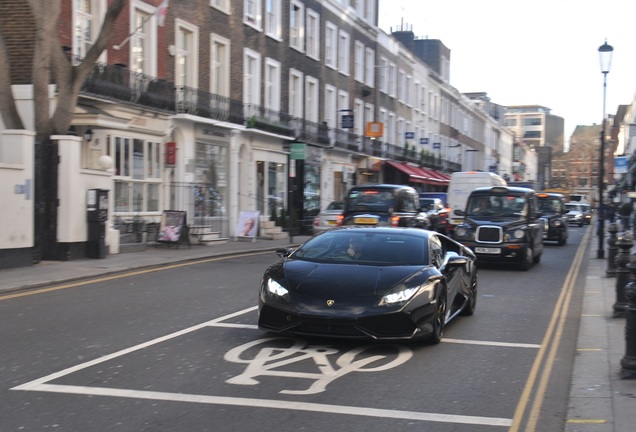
(537, 192, 568, 245)
(453, 186, 544, 271)
(339, 184, 431, 229)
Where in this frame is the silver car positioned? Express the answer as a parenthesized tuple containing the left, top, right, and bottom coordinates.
(565, 203, 584, 227)
(312, 201, 344, 234)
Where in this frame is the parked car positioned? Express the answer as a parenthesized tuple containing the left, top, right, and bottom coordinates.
(537, 192, 568, 245)
(565, 203, 584, 227)
(419, 196, 449, 234)
(258, 226, 478, 344)
(312, 201, 344, 234)
(339, 184, 431, 229)
(579, 203, 592, 225)
(453, 186, 544, 271)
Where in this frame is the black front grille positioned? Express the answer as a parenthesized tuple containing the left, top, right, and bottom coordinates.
(476, 226, 502, 243)
(259, 305, 416, 339)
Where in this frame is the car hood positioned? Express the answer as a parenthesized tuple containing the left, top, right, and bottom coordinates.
(270, 260, 426, 298)
(465, 216, 526, 230)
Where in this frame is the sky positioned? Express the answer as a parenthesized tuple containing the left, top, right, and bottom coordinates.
(377, 0, 636, 143)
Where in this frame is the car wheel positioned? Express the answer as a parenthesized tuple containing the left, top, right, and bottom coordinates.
(519, 247, 533, 271)
(533, 251, 541, 264)
(461, 274, 477, 316)
(558, 232, 567, 246)
(427, 285, 446, 344)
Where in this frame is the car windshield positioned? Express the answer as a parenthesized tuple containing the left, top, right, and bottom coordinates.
(292, 231, 427, 265)
(420, 198, 437, 211)
(347, 189, 394, 213)
(539, 198, 563, 214)
(466, 194, 527, 219)
(326, 201, 344, 211)
(566, 203, 582, 212)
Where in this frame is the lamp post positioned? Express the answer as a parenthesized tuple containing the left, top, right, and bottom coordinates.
(597, 40, 614, 259)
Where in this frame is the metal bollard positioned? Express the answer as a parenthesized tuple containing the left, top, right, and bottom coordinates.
(621, 281, 636, 370)
(614, 232, 633, 317)
(606, 222, 619, 277)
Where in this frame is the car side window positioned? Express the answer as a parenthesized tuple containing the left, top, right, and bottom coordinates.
(429, 235, 443, 268)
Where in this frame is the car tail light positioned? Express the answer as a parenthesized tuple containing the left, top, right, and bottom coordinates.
(390, 215, 400, 226)
(336, 214, 344, 226)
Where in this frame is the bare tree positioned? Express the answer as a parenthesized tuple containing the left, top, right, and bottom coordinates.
(0, 0, 126, 142)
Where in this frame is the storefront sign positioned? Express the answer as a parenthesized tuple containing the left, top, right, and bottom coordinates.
(165, 142, 176, 166)
(290, 143, 306, 160)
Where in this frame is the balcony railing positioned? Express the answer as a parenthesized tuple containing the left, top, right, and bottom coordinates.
(80, 63, 462, 173)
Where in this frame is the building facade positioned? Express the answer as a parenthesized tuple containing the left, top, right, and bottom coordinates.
(0, 0, 515, 269)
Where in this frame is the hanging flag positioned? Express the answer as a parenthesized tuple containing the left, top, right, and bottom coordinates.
(157, 0, 169, 27)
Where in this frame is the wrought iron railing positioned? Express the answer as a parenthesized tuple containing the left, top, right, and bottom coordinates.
(80, 63, 463, 173)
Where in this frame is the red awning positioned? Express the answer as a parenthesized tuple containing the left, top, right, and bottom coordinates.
(418, 167, 450, 184)
(385, 161, 437, 184)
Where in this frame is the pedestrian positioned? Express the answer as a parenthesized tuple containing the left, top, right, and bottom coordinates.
(619, 201, 633, 230)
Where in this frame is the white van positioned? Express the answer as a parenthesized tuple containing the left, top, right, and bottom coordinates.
(446, 171, 507, 234)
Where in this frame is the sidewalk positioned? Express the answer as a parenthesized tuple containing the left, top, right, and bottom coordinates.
(564, 229, 635, 432)
(0, 235, 311, 294)
(0, 232, 634, 430)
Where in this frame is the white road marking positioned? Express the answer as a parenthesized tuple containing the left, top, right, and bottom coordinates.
(10, 305, 531, 428)
(18, 383, 512, 427)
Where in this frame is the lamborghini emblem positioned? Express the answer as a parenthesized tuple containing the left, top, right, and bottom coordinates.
(327, 300, 335, 306)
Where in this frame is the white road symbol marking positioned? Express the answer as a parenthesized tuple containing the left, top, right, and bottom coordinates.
(224, 337, 413, 395)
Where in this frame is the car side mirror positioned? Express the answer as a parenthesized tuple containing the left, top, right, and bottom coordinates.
(276, 247, 295, 258)
(455, 209, 465, 216)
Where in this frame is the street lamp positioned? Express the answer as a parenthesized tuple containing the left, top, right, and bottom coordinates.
(597, 40, 613, 259)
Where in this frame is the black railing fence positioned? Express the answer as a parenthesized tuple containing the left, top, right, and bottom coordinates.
(80, 61, 463, 170)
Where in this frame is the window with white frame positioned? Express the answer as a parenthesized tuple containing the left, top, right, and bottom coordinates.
(397, 118, 404, 145)
(244, 0, 262, 29)
(353, 98, 364, 137)
(243, 49, 261, 112)
(378, 56, 388, 93)
(414, 81, 420, 112)
(290, 1, 304, 52)
(210, 34, 230, 97)
(175, 20, 199, 89)
(354, 41, 364, 83)
(337, 30, 350, 75)
(305, 76, 319, 122)
(306, 9, 320, 60)
(265, 0, 281, 38)
(264, 58, 281, 113)
(324, 84, 337, 129)
(74, 0, 105, 60)
(111, 136, 162, 213)
(210, 0, 230, 13)
(325, 21, 337, 69)
(289, 69, 304, 118)
(388, 63, 397, 97)
(337, 90, 349, 129)
(397, 69, 405, 103)
(388, 112, 396, 145)
(131, 1, 157, 76)
(405, 74, 412, 106)
(379, 108, 388, 141)
(420, 85, 427, 113)
(365, 103, 373, 129)
(364, 47, 375, 87)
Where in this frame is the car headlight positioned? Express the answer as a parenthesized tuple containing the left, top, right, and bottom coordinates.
(512, 229, 525, 239)
(551, 219, 562, 227)
(380, 286, 420, 306)
(266, 278, 289, 297)
(455, 226, 468, 238)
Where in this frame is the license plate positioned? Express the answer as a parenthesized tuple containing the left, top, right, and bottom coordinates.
(327, 220, 336, 225)
(451, 219, 463, 225)
(475, 247, 501, 254)
(354, 217, 378, 225)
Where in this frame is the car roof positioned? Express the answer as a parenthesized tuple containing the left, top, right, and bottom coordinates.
(348, 184, 416, 192)
(537, 192, 565, 199)
(471, 186, 534, 195)
(326, 226, 430, 237)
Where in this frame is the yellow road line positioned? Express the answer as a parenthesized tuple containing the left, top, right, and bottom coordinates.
(509, 226, 591, 432)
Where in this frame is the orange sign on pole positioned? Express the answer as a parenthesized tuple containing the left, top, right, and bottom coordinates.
(365, 122, 384, 138)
